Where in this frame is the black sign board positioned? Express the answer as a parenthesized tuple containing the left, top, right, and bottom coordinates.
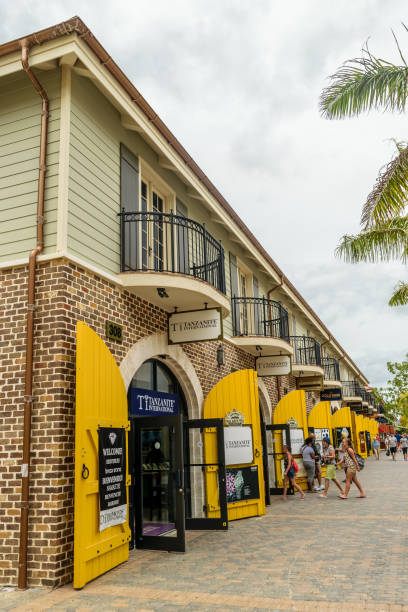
(320, 388, 342, 401)
(226, 465, 260, 503)
(98, 427, 127, 531)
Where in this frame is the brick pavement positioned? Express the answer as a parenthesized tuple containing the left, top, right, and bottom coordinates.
(1, 453, 408, 611)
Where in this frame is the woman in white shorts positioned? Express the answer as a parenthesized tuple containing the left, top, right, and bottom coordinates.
(319, 438, 344, 498)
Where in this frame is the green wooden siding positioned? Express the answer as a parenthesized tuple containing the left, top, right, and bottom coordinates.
(68, 73, 121, 274)
(0, 69, 60, 262)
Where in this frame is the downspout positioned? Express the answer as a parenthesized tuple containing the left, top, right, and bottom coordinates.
(18, 39, 49, 590)
(267, 276, 284, 401)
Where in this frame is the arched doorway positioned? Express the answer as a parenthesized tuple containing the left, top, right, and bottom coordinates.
(127, 354, 228, 552)
(128, 358, 189, 551)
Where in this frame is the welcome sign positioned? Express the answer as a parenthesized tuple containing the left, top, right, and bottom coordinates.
(168, 308, 222, 344)
(98, 427, 127, 531)
(130, 388, 179, 417)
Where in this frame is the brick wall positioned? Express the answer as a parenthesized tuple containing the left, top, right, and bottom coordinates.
(0, 257, 299, 587)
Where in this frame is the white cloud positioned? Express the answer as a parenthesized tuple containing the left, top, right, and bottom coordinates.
(1, 0, 408, 386)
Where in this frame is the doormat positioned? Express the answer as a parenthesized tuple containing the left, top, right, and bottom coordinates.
(143, 522, 175, 536)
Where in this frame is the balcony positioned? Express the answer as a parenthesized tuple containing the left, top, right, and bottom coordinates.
(342, 381, 364, 406)
(231, 297, 293, 356)
(118, 210, 230, 315)
(322, 357, 342, 388)
(289, 336, 324, 378)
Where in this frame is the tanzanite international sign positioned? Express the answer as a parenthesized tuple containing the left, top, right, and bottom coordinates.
(98, 427, 127, 531)
(168, 308, 223, 344)
(130, 388, 179, 417)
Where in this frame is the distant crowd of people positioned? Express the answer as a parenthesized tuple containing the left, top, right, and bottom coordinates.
(282, 432, 366, 501)
(282, 431, 408, 501)
(383, 433, 408, 461)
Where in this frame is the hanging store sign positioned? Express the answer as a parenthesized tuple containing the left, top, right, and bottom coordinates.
(130, 388, 179, 417)
(320, 388, 342, 401)
(226, 466, 260, 503)
(256, 355, 291, 377)
(296, 376, 323, 391)
(224, 425, 253, 465)
(98, 427, 127, 532)
(168, 308, 222, 344)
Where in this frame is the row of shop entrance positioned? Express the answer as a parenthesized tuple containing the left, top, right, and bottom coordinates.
(127, 358, 289, 553)
(73, 323, 378, 589)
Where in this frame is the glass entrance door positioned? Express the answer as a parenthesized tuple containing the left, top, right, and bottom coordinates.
(263, 424, 290, 495)
(184, 419, 228, 530)
(133, 415, 185, 551)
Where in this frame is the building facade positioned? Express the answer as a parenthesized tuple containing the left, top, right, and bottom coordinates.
(0, 17, 373, 588)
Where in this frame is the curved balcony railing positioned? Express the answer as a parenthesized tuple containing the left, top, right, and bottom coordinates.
(119, 210, 226, 294)
(323, 357, 340, 381)
(341, 381, 363, 398)
(231, 297, 289, 340)
(289, 336, 322, 368)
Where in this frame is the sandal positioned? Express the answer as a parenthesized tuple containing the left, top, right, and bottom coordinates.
(356, 495, 366, 498)
(338, 494, 348, 499)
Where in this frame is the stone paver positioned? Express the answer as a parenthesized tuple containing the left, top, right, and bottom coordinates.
(1, 452, 408, 611)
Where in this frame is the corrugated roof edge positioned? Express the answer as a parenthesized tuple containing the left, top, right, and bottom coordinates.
(0, 15, 369, 384)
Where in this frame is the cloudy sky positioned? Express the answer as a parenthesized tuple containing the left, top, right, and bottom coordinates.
(2, 1, 408, 387)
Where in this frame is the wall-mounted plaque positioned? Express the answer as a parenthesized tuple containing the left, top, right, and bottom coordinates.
(224, 425, 253, 465)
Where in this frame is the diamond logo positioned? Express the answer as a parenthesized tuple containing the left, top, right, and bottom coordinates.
(108, 432, 117, 445)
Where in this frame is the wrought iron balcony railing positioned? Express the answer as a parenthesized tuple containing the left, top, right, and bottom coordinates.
(289, 336, 322, 368)
(119, 210, 226, 294)
(341, 381, 363, 398)
(231, 297, 289, 340)
(323, 357, 340, 381)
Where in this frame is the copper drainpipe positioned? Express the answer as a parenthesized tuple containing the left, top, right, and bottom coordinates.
(266, 276, 284, 400)
(18, 39, 49, 590)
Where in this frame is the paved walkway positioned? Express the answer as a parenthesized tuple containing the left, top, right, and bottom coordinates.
(2, 453, 408, 611)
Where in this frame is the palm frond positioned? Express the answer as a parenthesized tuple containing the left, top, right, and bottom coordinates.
(361, 141, 408, 228)
(320, 47, 408, 119)
(389, 281, 408, 306)
(336, 215, 408, 263)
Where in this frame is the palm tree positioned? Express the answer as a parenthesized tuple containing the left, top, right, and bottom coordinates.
(320, 30, 408, 306)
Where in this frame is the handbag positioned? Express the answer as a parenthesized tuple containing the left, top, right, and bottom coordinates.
(386, 450, 390, 456)
(355, 453, 365, 470)
(292, 459, 299, 473)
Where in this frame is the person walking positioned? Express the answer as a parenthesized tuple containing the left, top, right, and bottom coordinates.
(338, 439, 366, 499)
(302, 438, 317, 492)
(309, 432, 324, 491)
(385, 434, 390, 455)
(401, 434, 408, 461)
(372, 435, 380, 460)
(319, 437, 344, 498)
(282, 445, 305, 501)
(389, 433, 398, 461)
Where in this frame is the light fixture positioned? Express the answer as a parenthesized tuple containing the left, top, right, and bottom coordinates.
(157, 287, 169, 298)
(216, 344, 225, 367)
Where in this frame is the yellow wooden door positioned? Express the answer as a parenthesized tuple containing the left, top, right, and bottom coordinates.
(203, 370, 265, 521)
(332, 406, 353, 447)
(74, 322, 131, 589)
(308, 401, 332, 477)
(272, 391, 309, 490)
